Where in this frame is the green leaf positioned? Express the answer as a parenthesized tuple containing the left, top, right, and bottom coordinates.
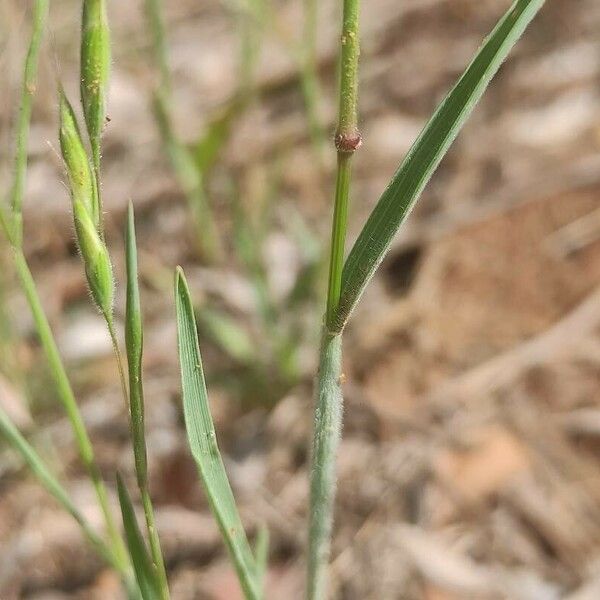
(125, 203, 169, 598)
(125, 202, 147, 488)
(254, 524, 269, 592)
(175, 267, 260, 600)
(333, 0, 545, 332)
(116, 474, 162, 600)
(58, 89, 100, 228)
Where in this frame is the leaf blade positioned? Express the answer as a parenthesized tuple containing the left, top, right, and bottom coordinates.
(125, 202, 148, 490)
(174, 267, 260, 600)
(116, 474, 162, 600)
(125, 203, 169, 600)
(334, 0, 545, 332)
(254, 524, 269, 593)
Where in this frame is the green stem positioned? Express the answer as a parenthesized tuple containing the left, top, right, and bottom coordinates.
(13, 249, 129, 572)
(0, 206, 15, 247)
(307, 330, 343, 600)
(106, 317, 130, 407)
(324, 0, 361, 329)
(9, 0, 49, 246)
(92, 157, 104, 234)
(325, 154, 352, 325)
(308, 1, 361, 598)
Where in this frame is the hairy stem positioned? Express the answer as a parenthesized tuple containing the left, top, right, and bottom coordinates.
(308, 1, 361, 598)
(307, 330, 343, 600)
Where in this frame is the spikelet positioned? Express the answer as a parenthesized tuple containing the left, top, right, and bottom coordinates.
(81, 0, 110, 170)
(58, 91, 99, 227)
(74, 199, 115, 316)
(59, 91, 113, 316)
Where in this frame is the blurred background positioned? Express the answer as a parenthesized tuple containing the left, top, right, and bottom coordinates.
(1, 0, 600, 598)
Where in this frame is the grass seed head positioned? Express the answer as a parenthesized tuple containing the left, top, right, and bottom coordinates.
(59, 91, 100, 228)
(81, 0, 111, 167)
(59, 90, 113, 316)
(73, 198, 114, 317)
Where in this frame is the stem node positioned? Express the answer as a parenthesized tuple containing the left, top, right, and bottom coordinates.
(334, 131, 362, 153)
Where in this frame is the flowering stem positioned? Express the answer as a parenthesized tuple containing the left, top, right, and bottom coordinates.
(325, 0, 361, 328)
(308, 1, 361, 599)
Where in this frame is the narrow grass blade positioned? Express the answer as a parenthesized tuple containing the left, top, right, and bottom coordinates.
(254, 525, 269, 592)
(125, 202, 170, 598)
(333, 0, 545, 332)
(117, 474, 162, 600)
(0, 406, 117, 570)
(175, 267, 260, 600)
(125, 202, 148, 491)
(9, 0, 49, 243)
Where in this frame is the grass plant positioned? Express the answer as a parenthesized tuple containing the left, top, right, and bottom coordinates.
(307, 1, 546, 598)
(0, 0, 546, 599)
(0, 0, 130, 582)
(60, 2, 171, 597)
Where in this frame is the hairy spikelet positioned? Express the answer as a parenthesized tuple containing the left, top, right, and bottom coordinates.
(58, 91, 99, 227)
(59, 91, 113, 316)
(73, 199, 114, 316)
(81, 0, 111, 169)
